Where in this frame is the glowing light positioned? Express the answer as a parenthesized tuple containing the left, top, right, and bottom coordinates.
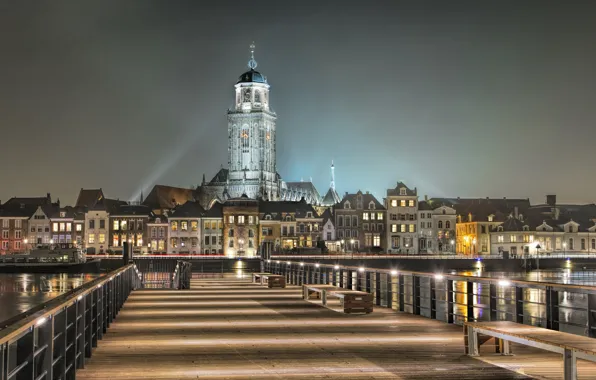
(77, 295, 83, 301)
(315, 263, 320, 268)
(300, 262, 304, 266)
(498, 279, 511, 287)
(276, 261, 280, 264)
(287, 261, 291, 265)
(267, 259, 270, 263)
(36, 317, 47, 326)
(434, 274, 444, 280)
(390, 270, 398, 276)
(358, 267, 365, 272)
(334, 265, 340, 270)
(97, 284, 102, 289)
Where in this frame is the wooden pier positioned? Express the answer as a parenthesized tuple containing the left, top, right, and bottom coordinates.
(76, 277, 596, 379)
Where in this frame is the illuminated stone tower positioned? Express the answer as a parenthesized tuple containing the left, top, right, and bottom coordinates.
(227, 43, 279, 200)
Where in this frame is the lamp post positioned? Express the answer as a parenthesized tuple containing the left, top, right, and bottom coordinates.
(535, 243, 541, 271)
(23, 238, 29, 254)
(350, 239, 355, 256)
(450, 239, 455, 254)
(563, 241, 567, 257)
(341, 239, 345, 254)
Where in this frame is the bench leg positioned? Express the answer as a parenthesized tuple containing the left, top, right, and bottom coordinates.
(466, 327, 479, 356)
(261, 277, 264, 285)
(322, 290, 327, 306)
(303, 287, 307, 300)
(564, 349, 577, 380)
(501, 339, 512, 356)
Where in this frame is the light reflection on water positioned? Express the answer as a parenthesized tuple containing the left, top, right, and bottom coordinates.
(0, 273, 100, 324)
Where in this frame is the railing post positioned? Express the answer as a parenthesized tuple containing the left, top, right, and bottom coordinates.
(76, 295, 86, 369)
(16, 327, 34, 380)
(430, 276, 436, 319)
(514, 286, 524, 324)
(38, 314, 54, 377)
(387, 272, 393, 309)
(412, 274, 420, 315)
(489, 283, 497, 321)
(447, 279, 454, 324)
(365, 271, 372, 294)
(398, 274, 405, 312)
(546, 286, 559, 331)
(466, 281, 474, 322)
(339, 269, 344, 288)
(346, 270, 353, 290)
(375, 272, 381, 306)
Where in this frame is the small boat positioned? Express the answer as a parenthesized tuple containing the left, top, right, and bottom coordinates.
(0, 244, 101, 273)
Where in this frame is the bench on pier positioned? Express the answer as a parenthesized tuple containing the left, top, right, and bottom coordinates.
(302, 284, 340, 301)
(325, 289, 373, 314)
(252, 273, 286, 288)
(465, 321, 596, 380)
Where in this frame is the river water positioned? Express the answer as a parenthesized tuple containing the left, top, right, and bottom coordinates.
(0, 273, 100, 324)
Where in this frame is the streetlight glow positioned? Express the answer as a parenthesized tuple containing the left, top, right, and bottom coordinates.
(434, 274, 444, 280)
(390, 270, 398, 276)
(358, 267, 365, 272)
(498, 279, 511, 287)
(334, 265, 340, 270)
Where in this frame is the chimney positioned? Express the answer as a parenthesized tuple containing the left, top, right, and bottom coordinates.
(366, 191, 369, 194)
(424, 195, 428, 202)
(546, 195, 556, 207)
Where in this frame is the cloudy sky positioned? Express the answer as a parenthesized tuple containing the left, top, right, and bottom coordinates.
(1, 1, 595, 205)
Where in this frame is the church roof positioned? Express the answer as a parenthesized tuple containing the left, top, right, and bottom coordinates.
(321, 187, 341, 206)
(237, 69, 267, 84)
(284, 182, 321, 204)
(169, 201, 205, 218)
(208, 169, 229, 185)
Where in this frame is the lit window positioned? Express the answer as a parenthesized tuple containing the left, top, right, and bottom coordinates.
(171, 221, 178, 231)
(181, 221, 188, 231)
(497, 235, 504, 243)
(53, 223, 59, 232)
(373, 235, 380, 247)
(66, 223, 72, 232)
(191, 221, 198, 232)
(136, 234, 143, 247)
(238, 215, 245, 224)
(59, 223, 65, 232)
(408, 200, 414, 207)
(228, 216, 234, 224)
(391, 200, 397, 207)
(158, 240, 165, 250)
(76, 224, 82, 232)
(88, 234, 95, 244)
(121, 220, 127, 230)
(409, 224, 416, 233)
(113, 235, 119, 247)
(370, 213, 375, 220)
(99, 234, 105, 244)
(400, 200, 406, 207)
(391, 224, 397, 233)
(363, 213, 369, 220)
(377, 213, 383, 220)
(400, 225, 406, 233)
(248, 215, 254, 224)
(510, 235, 517, 243)
(113, 220, 119, 230)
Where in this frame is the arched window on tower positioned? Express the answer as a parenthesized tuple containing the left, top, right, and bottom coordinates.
(241, 129, 249, 151)
(254, 90, 261, 104)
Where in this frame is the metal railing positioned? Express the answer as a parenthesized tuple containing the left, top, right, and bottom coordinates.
(266, 260, 596, 338)
(0, 264, 141, 380)
(172, 261, 191, 289)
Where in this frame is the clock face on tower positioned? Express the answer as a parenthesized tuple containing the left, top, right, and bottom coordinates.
(243, 89, 251, 102)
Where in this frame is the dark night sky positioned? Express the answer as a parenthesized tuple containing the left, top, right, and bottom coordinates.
(1, 1, 595, 205)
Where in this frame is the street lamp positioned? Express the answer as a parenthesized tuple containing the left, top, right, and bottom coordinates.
(350, 239, 355, 254)
(563, 242, 567, 256)
(450, 239, 455, 254)
(341, 239, 345, 254)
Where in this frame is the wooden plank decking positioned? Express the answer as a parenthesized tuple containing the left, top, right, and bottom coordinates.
(77, 277, 596, 379)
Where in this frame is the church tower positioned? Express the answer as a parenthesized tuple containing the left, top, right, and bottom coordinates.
(227, 43, 279, 200)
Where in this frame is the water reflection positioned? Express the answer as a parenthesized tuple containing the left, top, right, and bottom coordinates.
(0, 273, 99, 324)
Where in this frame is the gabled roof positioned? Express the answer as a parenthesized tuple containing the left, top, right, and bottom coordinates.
(75, 189, 104, 208)
(143, 185, 195, 210)
(0, 204, 38, 218)
(335, 191, 385, 210)
(284, 182, 321, 204)
(418, 201, 432, 211)
(321, 187, 341, 206)
(499, 217, 528, 232)
(387, 182, 417, 196)
(321, 208, 334, 226)
(48, 206, 77, 219)
(169, 201, 205, 218)
(203, 202, 223, 218)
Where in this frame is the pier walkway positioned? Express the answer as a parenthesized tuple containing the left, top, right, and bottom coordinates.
(77, 277, 596, 379)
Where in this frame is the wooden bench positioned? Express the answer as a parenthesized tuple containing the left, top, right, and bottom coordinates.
(465, 321, 596, 380)
(262, 274, 286, 288)
(325, 289, 373, 314)
(302, 284, 340, 301)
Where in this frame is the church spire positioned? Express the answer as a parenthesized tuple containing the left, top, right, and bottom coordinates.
(330, 160, 336, 190)
(248, 42, 257, 70)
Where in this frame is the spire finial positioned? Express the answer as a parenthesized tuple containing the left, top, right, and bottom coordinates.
(248, 42, 257, 70)
(330, 160, 336, 190)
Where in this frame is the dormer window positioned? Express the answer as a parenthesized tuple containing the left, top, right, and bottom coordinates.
(497, 226, 503, 232)
(399, 188, 406, 195)
(468, 213, 473, 222)
(368, 201, 375, 210)
(523, 225, 529, 231)
(306, 212, 313, 218)
(285, 215, 292, 221)
(568, 225, 574, 233)
(60, 212, 66, 218)
(488, 215, 494, 222)
(155, 218, 161, 224)
(345, 201, 351, 209)
(265, 215, 272, 220)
